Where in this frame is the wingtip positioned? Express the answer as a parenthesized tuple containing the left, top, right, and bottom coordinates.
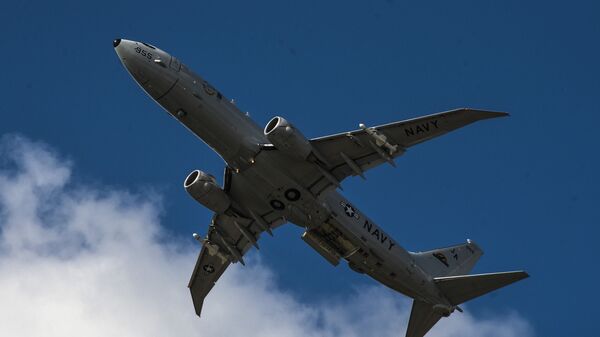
(502, 270, 530, 280)
(193, 300, 204, 318)
(462, 108, 510, 119)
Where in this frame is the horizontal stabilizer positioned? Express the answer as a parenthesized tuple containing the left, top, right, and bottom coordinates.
(434, 271, 529, 305)
(406, 300, 443, 337)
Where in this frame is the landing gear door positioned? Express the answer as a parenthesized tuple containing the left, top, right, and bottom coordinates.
(170, 57, 181, 72)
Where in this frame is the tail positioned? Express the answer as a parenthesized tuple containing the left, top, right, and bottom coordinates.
(406, 240, 529, 337)
(409, 239, 483, 277)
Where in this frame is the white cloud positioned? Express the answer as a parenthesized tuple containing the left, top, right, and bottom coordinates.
(0, 135, 533, 337)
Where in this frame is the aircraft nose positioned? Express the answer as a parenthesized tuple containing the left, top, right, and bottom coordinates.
(113, 39, 179, 99)
(113, 38, 132, 58)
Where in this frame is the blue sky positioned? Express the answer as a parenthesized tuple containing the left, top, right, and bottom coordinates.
(1, 1, 598, 336)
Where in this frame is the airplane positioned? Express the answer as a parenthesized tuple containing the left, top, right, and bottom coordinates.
(113, 38, 528, 337)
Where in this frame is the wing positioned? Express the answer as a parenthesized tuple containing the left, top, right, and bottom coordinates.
(310, 108, 508, 182)
(187, 227, 230, 316)
(188, 169, 286, 317)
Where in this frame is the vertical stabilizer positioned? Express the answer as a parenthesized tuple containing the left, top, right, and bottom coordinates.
(405, 300, 444, 337)
(410, 240, 483, 277)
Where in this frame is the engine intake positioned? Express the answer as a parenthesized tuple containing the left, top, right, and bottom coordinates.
(264, 116, 312, 160)
(184, 170, 231, 213)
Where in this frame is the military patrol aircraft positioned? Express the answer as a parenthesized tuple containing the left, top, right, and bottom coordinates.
(114, 38, 528, 337)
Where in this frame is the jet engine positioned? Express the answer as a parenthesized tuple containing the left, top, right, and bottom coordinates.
(184, 170, 231, 213)
(264, 116, 312, 160)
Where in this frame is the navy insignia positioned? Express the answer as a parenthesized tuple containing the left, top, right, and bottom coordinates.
(203, 264, 215, 273)
(340, 201, 360, 220)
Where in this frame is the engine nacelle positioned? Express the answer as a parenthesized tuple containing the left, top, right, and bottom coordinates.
(264, 116, 312, 160)
(184, 170, 231, 213)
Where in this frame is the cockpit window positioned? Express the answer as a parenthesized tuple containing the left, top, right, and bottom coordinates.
(141, 42, 156, 49)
